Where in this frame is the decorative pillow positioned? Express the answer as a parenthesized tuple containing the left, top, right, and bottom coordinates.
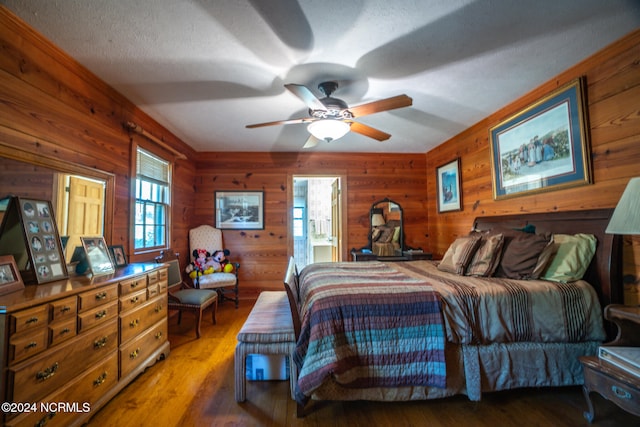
(465, 233, 505, 277)
(392, 226, 401, 243)
(437, 235, 482, 275)
(494, 230, 552, 280)
(371, 227, 382, 242)
(530, 236, 557, 279)
(377, 226, 395, 243)
(541, 233, 597, 282)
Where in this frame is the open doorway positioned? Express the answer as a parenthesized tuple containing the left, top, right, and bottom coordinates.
(292, 176, 342, 269)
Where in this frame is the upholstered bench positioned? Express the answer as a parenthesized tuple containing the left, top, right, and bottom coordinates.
(235, 291, 297, 402)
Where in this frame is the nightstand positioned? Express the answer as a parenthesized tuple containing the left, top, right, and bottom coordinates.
(579, 305, 640, 423)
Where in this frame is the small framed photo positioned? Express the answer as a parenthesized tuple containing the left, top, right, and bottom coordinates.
(109, 245, 128, 267)
(81, 237, 115, 276)
(436, 158, 462, 213)
(215, 191, 264, 230)
(0, 255, 25, 296)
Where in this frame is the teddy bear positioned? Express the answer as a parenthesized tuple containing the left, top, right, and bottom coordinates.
(211, 249, 234, 273)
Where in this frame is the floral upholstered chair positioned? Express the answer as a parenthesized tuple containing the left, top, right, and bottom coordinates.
(189, 225, 240, 307)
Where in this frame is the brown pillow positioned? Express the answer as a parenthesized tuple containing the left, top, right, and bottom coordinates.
(494, 230, 552, 280)
(377, 226, 395, 243)
(465, 233, 504, 277)
(437, 235, 482, 275)
(371, 227, 382, 242)
(530, 236, 557, 279)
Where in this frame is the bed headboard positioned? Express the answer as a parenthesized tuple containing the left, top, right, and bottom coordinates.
(473, 209, 622, 310)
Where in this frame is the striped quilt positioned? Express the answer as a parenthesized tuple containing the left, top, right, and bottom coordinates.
(294, 262, 446, 403)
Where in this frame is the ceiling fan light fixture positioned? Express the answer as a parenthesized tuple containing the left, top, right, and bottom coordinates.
(307, 119, 350, 142)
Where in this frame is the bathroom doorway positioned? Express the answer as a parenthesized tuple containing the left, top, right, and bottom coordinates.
(292, 175, 343, 269)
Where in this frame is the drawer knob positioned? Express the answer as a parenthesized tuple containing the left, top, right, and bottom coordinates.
(130, 296, 139, 303)
(130, 348, 140, 359)
(36, 362, 59, 381)
(155, 304, 163, 313)
(35, 412, 56, 427)
(611, 385, 632, 399)
(95, 292, 107, 300)
(61, 328, 70, 335)
(130, 281, 139, 288)
(25, 341, 38, 349)
(129, 319, 140, 328)
(94, 337, 108, 348)
(155, 331, 163, 339)
(26, 316, 39, 325)
(93, 371, 108, 386)
(95, 310, 107, 319)
(60, 306, 71, 313)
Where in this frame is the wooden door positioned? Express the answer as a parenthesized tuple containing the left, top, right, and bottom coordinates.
(331, 178, 341, 261)
(64, 176, 105, 259)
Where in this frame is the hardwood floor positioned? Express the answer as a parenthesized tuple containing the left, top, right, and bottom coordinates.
(87, 299, 637, 427)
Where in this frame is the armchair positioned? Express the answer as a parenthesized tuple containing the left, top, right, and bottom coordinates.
(189, 225, 240, 307)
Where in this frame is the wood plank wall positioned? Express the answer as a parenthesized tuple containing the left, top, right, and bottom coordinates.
(0, 7, 197, 266)
(191, 152, 427, 295)
(425, 30, 640, 304)
(0, 7, 638, 303)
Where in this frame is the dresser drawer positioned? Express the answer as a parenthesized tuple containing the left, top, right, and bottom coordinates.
(148, 283, 160, 299)
(5, 351, 118, 427)
(119, 295, 167, 344)
(583, 363, 640, 416)
(158, 267, 168, 282)
(49, 295, 77, 322)
(158, 277, 168, 294)
(119, 288, 148, 313)
(10, 305, 49, 335)
(120, 317, 168, 379)
(119, 275, 147, 295)
(49, 317, 77, 347)
(78, 300, 118, 332)
(7, 319, 118, 403)
(78, 284, 118, 312)
(147, 270, 159, 285)
(8, 328, 49, 365)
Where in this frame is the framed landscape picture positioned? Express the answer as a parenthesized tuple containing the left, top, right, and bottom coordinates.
(215, 191, 264, 230)
(436, 158, 462, 213)
(489, 77, 591, 200)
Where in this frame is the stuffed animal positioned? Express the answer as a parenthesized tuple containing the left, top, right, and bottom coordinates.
(186, 249, 218, 278)
(212, 249, 234, 273)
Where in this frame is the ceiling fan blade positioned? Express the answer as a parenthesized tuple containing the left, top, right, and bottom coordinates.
(285, 83, 327, 111)
(348, 94, 412, 118)
(302, 135, 319, 149)
(246, 117, 313, 128)
(349, 121, 391, 141)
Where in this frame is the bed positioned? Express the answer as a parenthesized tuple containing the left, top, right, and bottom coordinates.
(286, 209, 622, 416)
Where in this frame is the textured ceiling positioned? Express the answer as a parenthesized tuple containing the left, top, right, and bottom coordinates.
(3, 0, 639, 153)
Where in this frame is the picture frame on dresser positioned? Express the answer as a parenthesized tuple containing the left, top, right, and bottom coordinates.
(109, 244, 128, 267)
(0, 255, 24, 295)
(0, 196, 69, 284)
(81, 236, 115, 276)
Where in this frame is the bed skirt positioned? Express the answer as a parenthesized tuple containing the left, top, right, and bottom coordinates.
(307, 340, 600, 402)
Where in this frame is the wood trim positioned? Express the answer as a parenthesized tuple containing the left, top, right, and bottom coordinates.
(125, 122, 187, 160)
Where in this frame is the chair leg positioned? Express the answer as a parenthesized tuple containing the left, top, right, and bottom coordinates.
(195, 308, 203, 339)
(177, 310, 183, 325)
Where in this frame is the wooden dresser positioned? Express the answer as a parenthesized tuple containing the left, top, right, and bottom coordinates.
(0, 263, 170, 427)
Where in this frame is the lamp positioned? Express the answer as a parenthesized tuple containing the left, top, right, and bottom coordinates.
(371, 209, 386, 227)
(606, 177, 640, 234)
(307, 119, 350, 142)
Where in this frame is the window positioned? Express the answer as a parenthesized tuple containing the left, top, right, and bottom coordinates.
(134, 148, 170, 251)
(293, 207, 304, 237)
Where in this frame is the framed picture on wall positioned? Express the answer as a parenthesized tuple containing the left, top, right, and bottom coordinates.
(0, 255, 24, 296)
(215, 191, 264, 230)
(489, 77, 591, 200)
(436, 158, 462, 213)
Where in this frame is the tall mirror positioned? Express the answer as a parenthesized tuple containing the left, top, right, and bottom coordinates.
(369, 198, 403, 256)
(0, 143, 114, 264)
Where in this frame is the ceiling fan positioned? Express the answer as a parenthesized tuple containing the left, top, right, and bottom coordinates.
(246, 82, 412, 148)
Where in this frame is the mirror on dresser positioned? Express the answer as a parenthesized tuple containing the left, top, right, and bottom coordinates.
(368, 198, 404, 257)
(0, 143, 114, 264)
